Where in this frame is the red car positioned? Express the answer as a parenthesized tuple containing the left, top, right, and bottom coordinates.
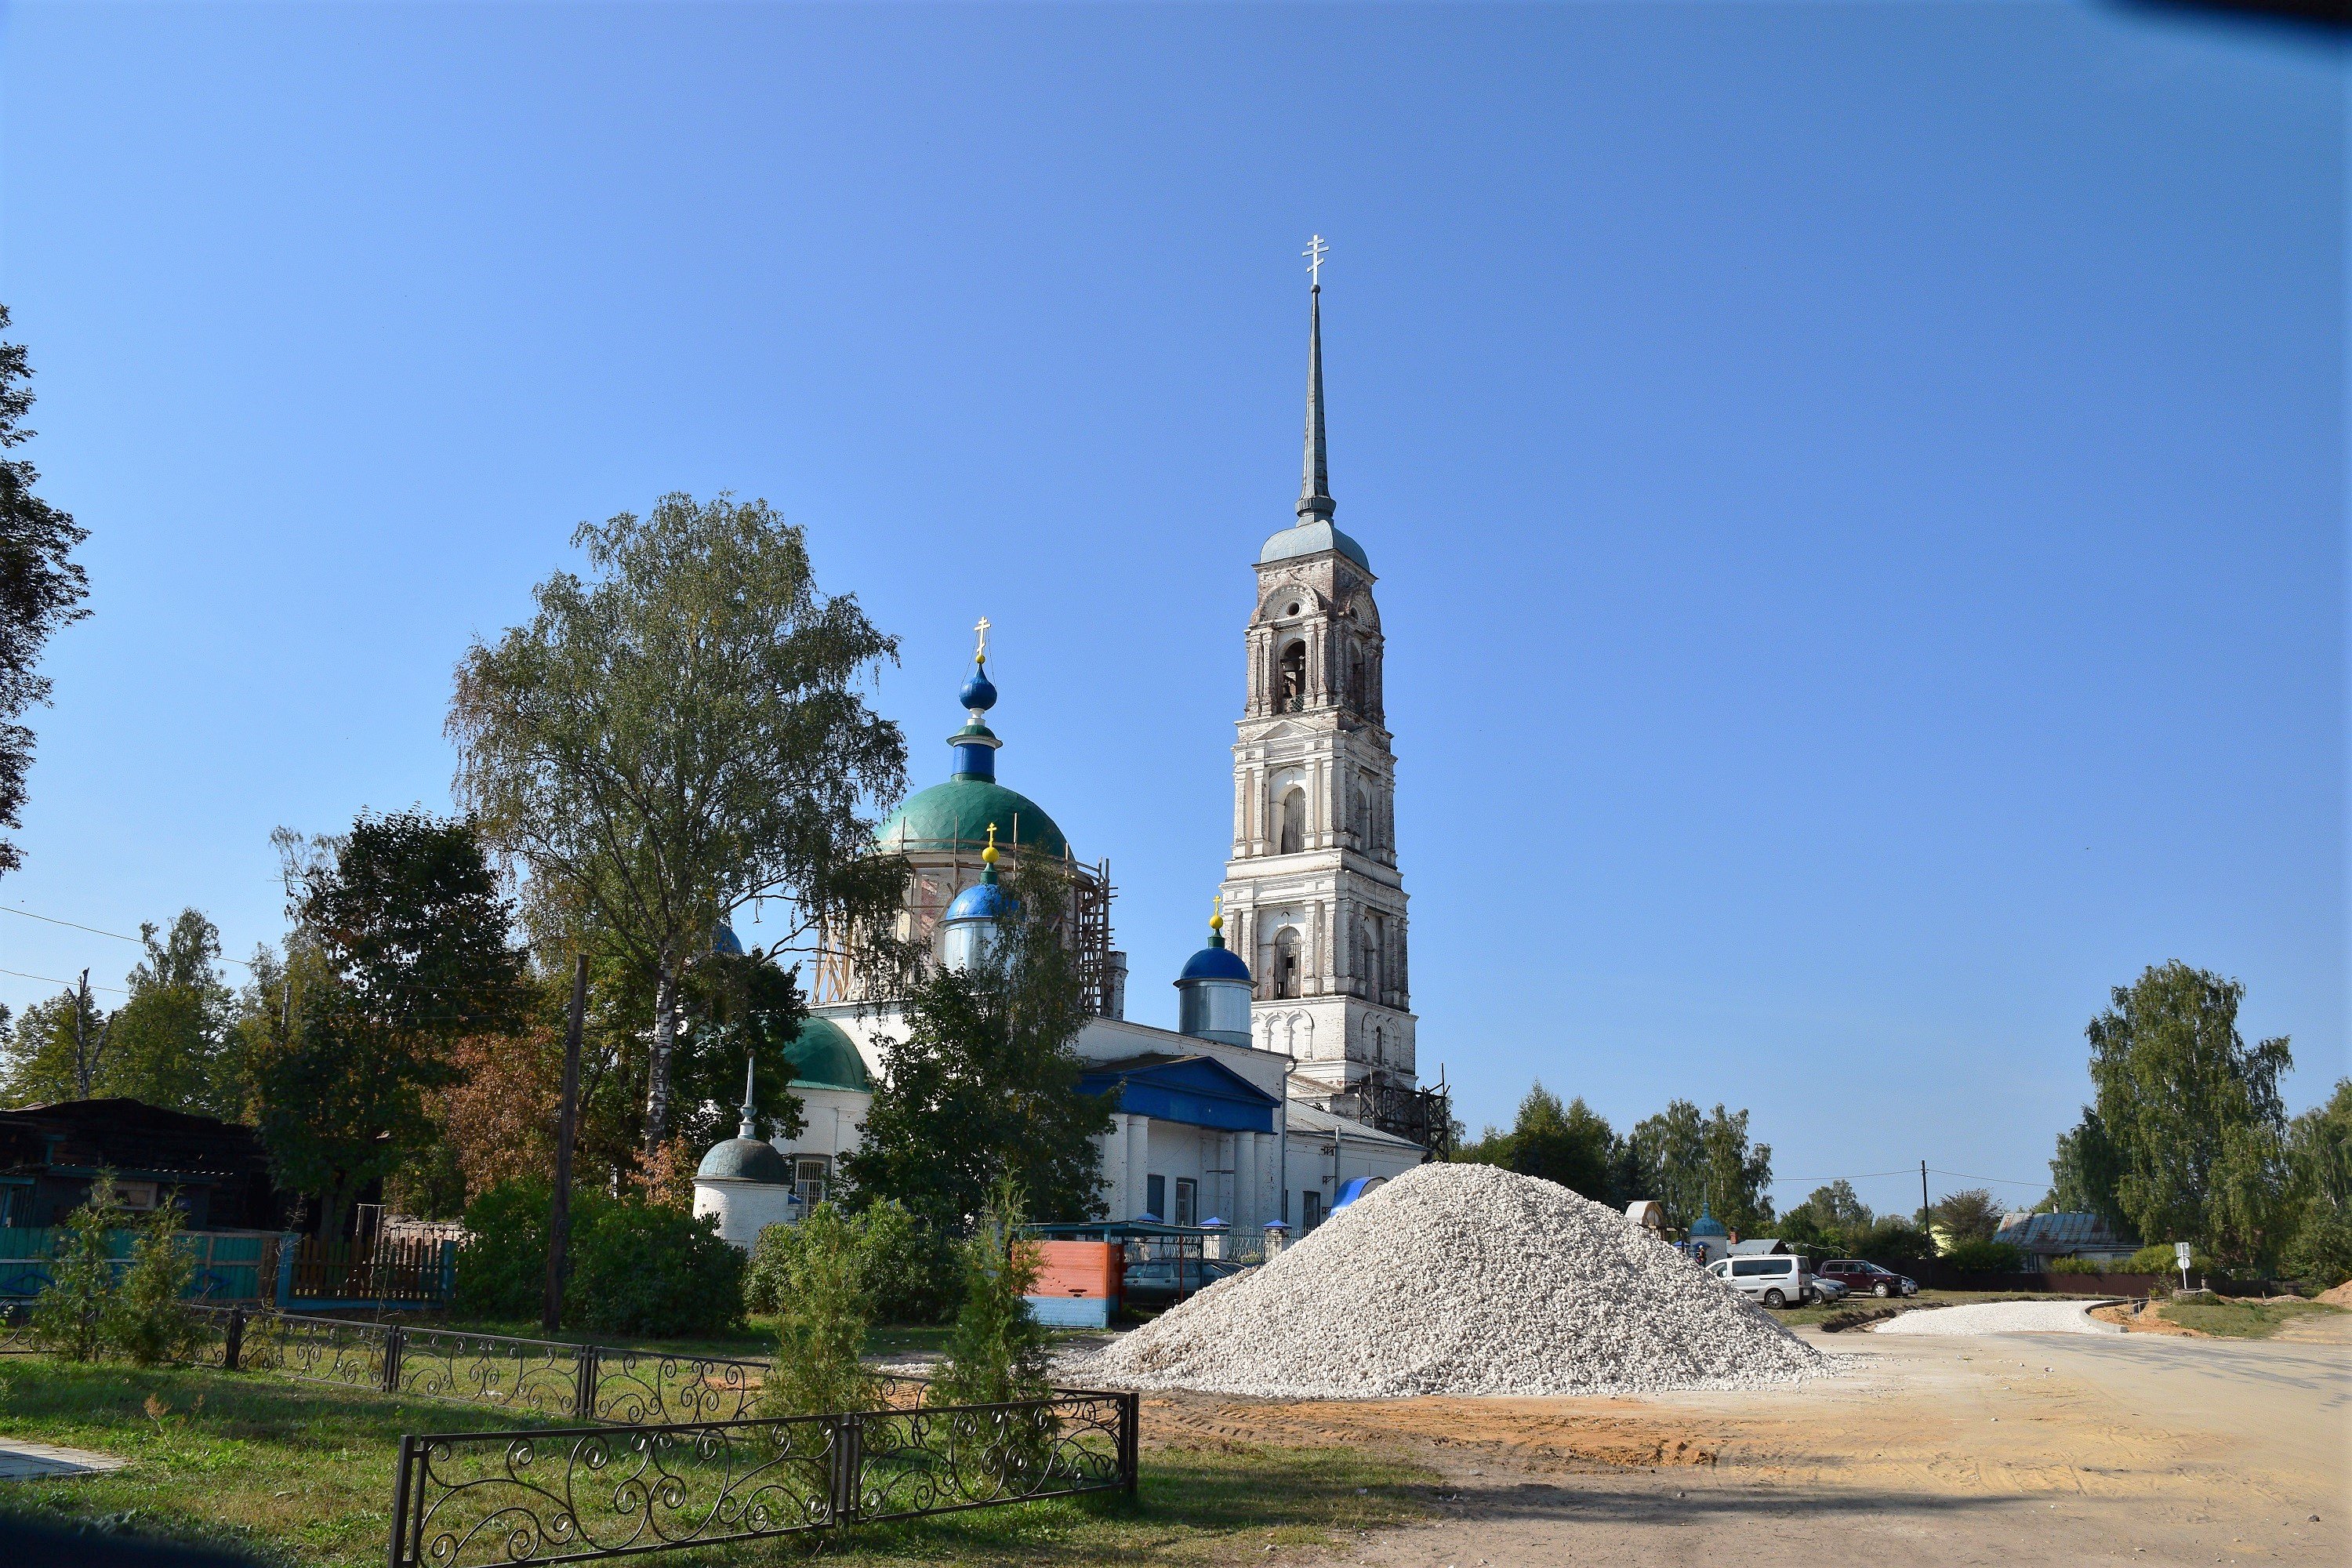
(1818, 1259, 1917, 1298)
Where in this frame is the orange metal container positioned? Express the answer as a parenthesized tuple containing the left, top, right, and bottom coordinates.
(1029, 1240, 1123, 1301)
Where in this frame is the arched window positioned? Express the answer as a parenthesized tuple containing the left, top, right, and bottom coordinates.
(1272, 928, 1301, 1000)
(1348, 648, 1367, 713)
(1352, 788, 1370, 846)
(1361, 927, 1381, 1000)
(1277, 641, 1307, 713)
(1278, 789, 1305, 855)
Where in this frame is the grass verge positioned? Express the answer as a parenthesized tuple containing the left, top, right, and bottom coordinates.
(0, 1356, 1429, 1567)
(2147, 1298, 2343, 1339)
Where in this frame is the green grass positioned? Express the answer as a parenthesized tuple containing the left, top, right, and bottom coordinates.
(0, 1356, 1431, 1567)
(2155, 1298, 2343, 1339)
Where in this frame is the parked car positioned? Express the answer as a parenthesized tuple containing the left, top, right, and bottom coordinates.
(1705, 1253, 1818, 1308)
(1817, 1259, 1918, 1299)
(1806, 1275, 1848, 1306)
(1121, 1256, 1248, 1310)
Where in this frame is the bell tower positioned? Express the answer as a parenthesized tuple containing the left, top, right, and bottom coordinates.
(1218, 241, 1415, 1104)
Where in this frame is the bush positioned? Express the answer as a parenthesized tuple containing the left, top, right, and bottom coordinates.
(934, 1181, 1050, 1409)
(567, 1196, 745, 1338)
(2125, 1241, 2211, 1277)
(456, 1178, 737, 1336)
(1939, 1239, 2026, 1273)
(746, 1199, 957, 1324)
(2281, 1207, 2352, 1289)
(758, 1203, 877, 1417)
(33, 1174, 125, 1361)
(107, 1202, 201, 1366)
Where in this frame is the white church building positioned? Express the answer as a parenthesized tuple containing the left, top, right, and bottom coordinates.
(697, 260, 1431, 1246)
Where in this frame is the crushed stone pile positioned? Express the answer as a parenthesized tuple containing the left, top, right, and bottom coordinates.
(1069, 1161, 1829, 1399)
(1869, 1300, 2122, 1337)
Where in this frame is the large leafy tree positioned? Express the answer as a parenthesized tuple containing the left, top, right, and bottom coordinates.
(1453, 1082, 1626, 1203)
(1931, 1188, 2005, 1247)
(2282, 1080, 2352, 1287)
(843, 860, 1111, 1232)
(104, 909, 239, 1116)
(0, 303, 91, 878)
(451, 493, 906, 1155)
(249, 811, 529, 1235)
(1628, 1099, 1774, 1234)
(2047, 1106, 2130, 1232)
(2079, 961, 2292, 1269)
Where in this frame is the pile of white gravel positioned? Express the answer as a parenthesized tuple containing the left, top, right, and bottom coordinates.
(1069, 1162, 1828, 1399)
(1870, 1300, 2122, 1337)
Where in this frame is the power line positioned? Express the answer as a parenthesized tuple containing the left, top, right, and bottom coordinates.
(0, 966, 127, 996)
(2, 906, 144, 944)
(3, 902, 264, 973)
(1929, 1167, 2049, 1189)
(1769, 1170, 1923, 1185)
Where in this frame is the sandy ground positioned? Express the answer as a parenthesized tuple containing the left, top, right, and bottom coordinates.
(1140, 1313, 2350, 1566)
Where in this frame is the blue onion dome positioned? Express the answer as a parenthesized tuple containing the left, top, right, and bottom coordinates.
(711, 920, 745, 956)
(1260, 521, 1370, 572)
(959, 660, 998, 713)
(696, 1134, 789, 1183)
(783, 1016, 872, 1093)
(1687, 1206, 1727, 1240)
(1178, 909, 1252, 982)
(945, 878, 1013, 923)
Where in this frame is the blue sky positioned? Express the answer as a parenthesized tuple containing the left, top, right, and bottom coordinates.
(1, 2, 2341, 1218)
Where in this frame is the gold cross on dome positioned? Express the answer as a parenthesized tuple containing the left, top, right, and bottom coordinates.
(1303, 234, 1329, 287)
(973, 615, 991, 662)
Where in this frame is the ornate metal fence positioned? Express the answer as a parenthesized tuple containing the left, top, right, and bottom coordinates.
(387, 1391, 1138, 1566)
(177, 1306, 933, 1427)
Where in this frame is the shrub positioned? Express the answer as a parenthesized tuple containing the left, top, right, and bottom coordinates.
(2281, 1207, 2352, 1289)
(2125, 1241, 2212, 1277)
(1939, 1239, 2026, 1273)
(934, 1180, 1050, 1409)
(457, 1178, 735, 1335)
(1856, 1218, 1935, 1262)
(107, 1200, 201, 1366)
(33, 1174, 125, 1361)
(757, 1203, 877, 1417)
(567, 1194, 745, 1338)
(746, 1199, 957, 1324)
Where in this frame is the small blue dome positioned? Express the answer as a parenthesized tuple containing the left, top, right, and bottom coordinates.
(958, 663, 998, 713)
(1688, 1207, 1727, 1239)
(712, 920, 745, 956)
(944, 878, 1012, 924)
(1178, 944, 1252, 983)
(696, 1136, 789, 1183)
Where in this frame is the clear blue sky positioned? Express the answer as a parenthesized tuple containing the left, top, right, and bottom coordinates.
(1, 2, 2341, 1218)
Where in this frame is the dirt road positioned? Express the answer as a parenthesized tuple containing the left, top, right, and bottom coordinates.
(1142, 1317, 2347, 1566)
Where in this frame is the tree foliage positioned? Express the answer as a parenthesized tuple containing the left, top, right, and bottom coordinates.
(0, 303, 91, 878)
(2071, 961, 2294, 1272)
(32, 1172, 123, 1361)
(1931, 1188, 2005, 1248)
(104, 910, 240, 1117)
(1627, 1099, 1774, 1234)
(450, 492, 906, 1155)
(933, 1178, 1051, 1409)
(757, 1203, 880, 1417)
(1452, 1083, 1626, 1203)
(2048, 1107, 2130, 1233)
(842, 860, 1110, 1232)
(250, 812, 527, 1236)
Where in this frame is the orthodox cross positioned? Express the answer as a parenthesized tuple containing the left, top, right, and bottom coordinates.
(1303, 234, 1329, 288)
(973, 615, 991, 662)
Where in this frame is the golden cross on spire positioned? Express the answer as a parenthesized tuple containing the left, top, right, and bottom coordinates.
(973, 615, 991, 663)
(1303, 234, 1329, 289)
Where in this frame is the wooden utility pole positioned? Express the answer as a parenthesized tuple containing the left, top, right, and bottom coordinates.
(543, 954, 590, 1336)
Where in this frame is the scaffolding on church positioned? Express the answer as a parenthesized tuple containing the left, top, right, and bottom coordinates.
(811, 837, 1117, 1018)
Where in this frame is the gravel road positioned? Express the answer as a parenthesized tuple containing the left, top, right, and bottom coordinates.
(1869, 1298, 2122, 1336)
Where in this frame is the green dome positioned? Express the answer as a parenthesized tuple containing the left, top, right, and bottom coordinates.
(786, 1016, 873, 1094)
(877, 777, 1068, 860)
(696, 1136, 790, 1183)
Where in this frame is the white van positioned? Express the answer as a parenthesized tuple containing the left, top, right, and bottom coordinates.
(1707, 1254, 1818, 1308)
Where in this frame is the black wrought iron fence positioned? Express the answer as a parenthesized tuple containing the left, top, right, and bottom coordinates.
(178, 1305, 931, 1425)
(387, 1391, 1138, 1567)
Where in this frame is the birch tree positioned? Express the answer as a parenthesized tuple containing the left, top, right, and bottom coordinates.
(450, 494, 906, 1154)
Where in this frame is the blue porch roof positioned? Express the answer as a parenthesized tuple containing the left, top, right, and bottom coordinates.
(1076, 1053, 1279, 1134)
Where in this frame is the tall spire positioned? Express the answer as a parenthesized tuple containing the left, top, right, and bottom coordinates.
(737, 1054, 759, 1141)
(1298, 235, 1334, 523)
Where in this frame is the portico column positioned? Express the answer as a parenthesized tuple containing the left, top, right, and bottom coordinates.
(1127, 1116, 1151, 1221)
